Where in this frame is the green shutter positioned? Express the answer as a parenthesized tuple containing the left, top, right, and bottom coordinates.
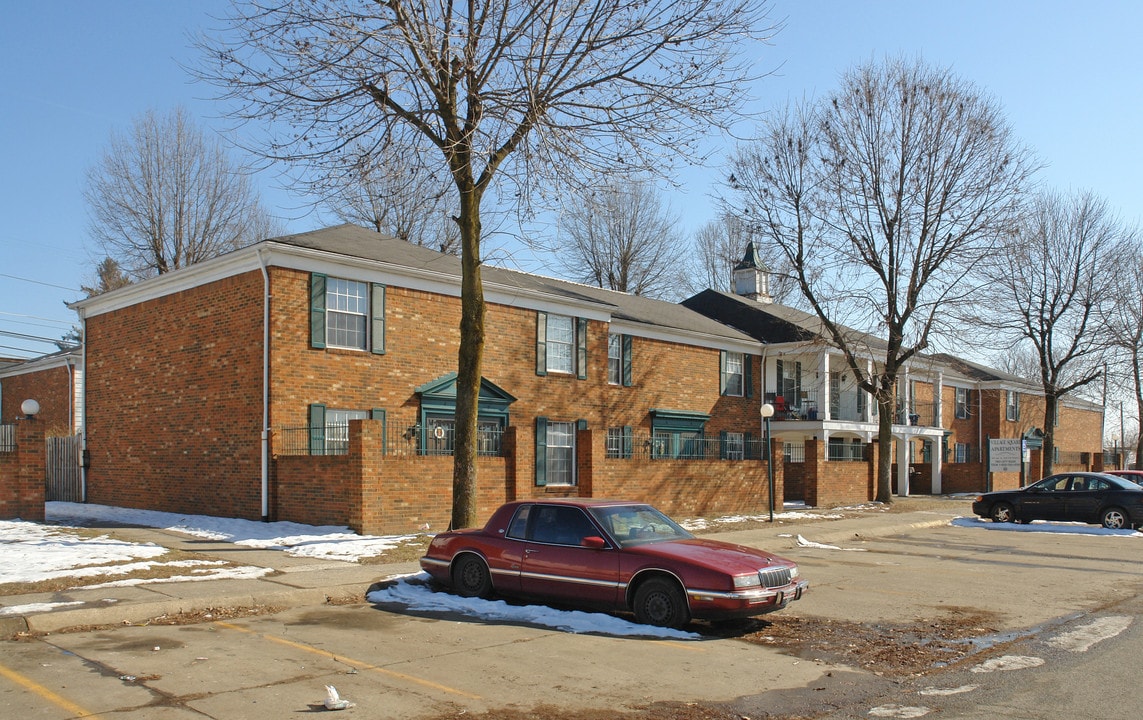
(536, 312, 547, 376)
(745, 431, 754, 460)
(622, 425, 633, 459)
(719, 430, 728, 459)
(372, 408, 387, 455)
(310, 273, 327, 349)
(745, 355, 754, 397)
(577, 418, 588, 430)
(576, 317, 588, 380)
(308, 403, 326, 455)
(719, 351, 727, 395)
(371, 283, 386, 354)
(621, 334, 633, 386)
(535, 417, 548, 486)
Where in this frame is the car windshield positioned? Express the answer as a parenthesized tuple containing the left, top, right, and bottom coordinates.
(587, 505, 694, 548)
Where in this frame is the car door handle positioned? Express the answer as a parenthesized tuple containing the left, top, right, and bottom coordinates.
(525, 548, 539, 555)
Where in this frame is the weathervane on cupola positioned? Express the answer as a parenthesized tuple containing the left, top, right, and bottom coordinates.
(732, 241, 773, 304)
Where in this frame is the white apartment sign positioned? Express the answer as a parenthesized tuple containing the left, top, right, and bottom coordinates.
(989, 438, 1024, 473)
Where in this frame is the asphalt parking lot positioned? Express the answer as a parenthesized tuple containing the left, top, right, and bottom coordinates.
(4, 510, 1143, 719)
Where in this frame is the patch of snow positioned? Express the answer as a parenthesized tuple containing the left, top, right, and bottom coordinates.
(1046, 616, 1133, 653)
(970, 655, 1045, 673)
(867, 704, 931, 718)
(367, 573, 700, 640)
(952, 517, 1143, 537)
(0, 600, 86, 616)
(795, 534, 867, 551)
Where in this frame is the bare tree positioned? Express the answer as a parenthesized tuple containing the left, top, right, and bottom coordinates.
(200, 0, 777, 528)
(557, 177, 684, 297)
(1099, 224, 1143, 468)
(685, 212, 801, 301)
(84, 106, 281, 280)
(726, 58, 1036, 503)
(326, 148, 460, 254)
(977, 191, 1124, 475)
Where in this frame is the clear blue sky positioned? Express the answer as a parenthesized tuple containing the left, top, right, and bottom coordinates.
(2, 1, 1140, 359)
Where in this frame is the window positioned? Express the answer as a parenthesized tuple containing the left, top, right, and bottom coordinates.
(420, 417, 503, 456)
(724, 431, 745, 460)
(955, 442, 969, 463)
(649, 409, 710, 459)
(608, 334, 634, 385)
(535, 418, 576, 486)
(310, 273, 385, 353)
(606, 426, 633, 459)
(955, 387, 970, 419)
(547, 314, 574, 373)
(307, 404, 375, 455)
(776, 358, 801, 402)
(536, 312, 587, 378)
(721, 351, 750, 397)
(1006, 391, 1020, 421)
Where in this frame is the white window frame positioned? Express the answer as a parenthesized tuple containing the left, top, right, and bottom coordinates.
(1006, 391, 1019, 421)
(607, 333, 622, 385)
(326, 277, 369, 350)
(546, 314, 575, 374)
(955, 387, 969, 419)
(725, 431, 745, 460)
(546, 420, 576, 486)
(723, 351, 744, 397)
(325, 409, 369, 453)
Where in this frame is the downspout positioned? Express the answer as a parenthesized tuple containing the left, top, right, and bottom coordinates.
(257, 249, 271, 522)
(78, 307, 87, 502)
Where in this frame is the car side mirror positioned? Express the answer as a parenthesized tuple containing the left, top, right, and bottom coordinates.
(581, 536, 608, 549)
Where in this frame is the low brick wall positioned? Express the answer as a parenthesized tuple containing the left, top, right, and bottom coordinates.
(0, 420, 45, 521)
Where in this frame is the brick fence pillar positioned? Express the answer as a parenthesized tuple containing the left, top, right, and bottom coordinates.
(6, 420, 46, 521)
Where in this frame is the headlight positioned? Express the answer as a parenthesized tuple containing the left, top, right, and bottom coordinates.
(733, 573, 761, 588)
(790, 566, 800, 579)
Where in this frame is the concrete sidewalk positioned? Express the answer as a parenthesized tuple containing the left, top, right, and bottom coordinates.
(0, 503, 969, 636)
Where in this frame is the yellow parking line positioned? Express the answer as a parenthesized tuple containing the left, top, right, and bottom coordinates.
(216, 621, 482, 700)
(0, 662, 100, 718)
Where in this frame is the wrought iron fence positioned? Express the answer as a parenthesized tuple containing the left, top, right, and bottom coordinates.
(0, 424, 14, 453)
(274, 423, 504, 458)
(623, 433, 768, 461)
(827, 442, 866, 461)
(783, 442, 806, 463)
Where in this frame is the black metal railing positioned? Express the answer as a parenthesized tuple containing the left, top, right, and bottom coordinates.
(0, 424, 14, 453)
(274, 424, 504, 458)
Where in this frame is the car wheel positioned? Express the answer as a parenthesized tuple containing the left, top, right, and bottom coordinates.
(451, 554, 492, 598)
(633, 577, 690, 629)
(990, 502, 1015, 523)
(1101, 507, 1129, 530)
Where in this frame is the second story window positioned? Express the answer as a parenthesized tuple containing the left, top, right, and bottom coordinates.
(721, 351, 745, 397)
(310, 273, 385, 354)
(955, 387, 970, 419)
(536, 312, 587, 378)
(1006, 391, 1020, 422)
(326, 278, 368, 349)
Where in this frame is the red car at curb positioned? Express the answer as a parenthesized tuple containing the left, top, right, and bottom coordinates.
(420, 499, 807, 628)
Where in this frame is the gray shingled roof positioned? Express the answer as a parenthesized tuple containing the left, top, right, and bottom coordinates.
(272, 224, 757, 345)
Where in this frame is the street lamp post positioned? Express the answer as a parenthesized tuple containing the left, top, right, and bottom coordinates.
(761, 402, 775, 522)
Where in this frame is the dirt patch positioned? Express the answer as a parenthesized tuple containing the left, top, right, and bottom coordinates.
(729, 606, 1001, 677)
(357, 535, 433, 565)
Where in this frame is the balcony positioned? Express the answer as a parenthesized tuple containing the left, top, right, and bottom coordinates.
(766, 389, 938, 428)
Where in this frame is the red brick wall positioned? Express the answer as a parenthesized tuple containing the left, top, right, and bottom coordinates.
(0, 420, 45, 521)
(1, 365, 75, 435)
(804, 439, 876, 507)
(84, 272, 266, 518)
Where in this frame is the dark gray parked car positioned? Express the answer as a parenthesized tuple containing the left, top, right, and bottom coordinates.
(972, 472, 1143, 530)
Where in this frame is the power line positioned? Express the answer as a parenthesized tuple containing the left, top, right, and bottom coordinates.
(0, 272, 81, 292)
(0, 329, 60, 344)
(0, 311, 76, 327)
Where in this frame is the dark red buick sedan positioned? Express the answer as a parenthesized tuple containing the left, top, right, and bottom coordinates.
(420, 499, 807, 628)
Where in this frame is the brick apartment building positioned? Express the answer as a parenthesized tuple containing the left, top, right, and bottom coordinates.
(0, 348, 83, 435)
(683, 244, 1106, 501)
(52, 226, 1105, 533)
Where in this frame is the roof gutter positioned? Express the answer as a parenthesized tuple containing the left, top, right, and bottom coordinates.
(257, 249, 271, 522)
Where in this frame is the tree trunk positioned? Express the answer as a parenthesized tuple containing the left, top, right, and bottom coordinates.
(1041, 394, 1057, 476)
(875, 394, 895, 504)
(451, 189, 485, 530)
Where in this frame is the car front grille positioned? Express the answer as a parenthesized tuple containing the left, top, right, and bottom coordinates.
(759, 567, 792, 588)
